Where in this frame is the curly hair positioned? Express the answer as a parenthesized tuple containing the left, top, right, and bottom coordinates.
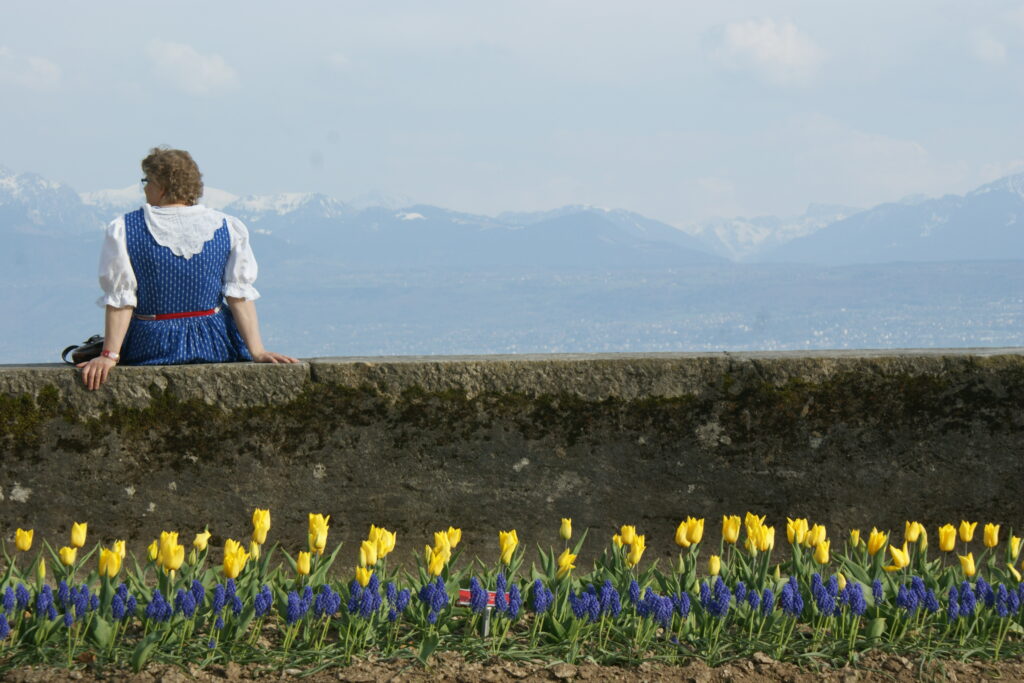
(141, 147, 203, 205)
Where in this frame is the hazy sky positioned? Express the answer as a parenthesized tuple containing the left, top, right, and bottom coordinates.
(2, 1, 1023, 226)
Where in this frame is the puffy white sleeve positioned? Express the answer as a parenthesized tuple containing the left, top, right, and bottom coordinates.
(223, 215, 261, 300)
(97, 216, 138, 308)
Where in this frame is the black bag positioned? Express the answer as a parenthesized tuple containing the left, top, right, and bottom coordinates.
(62, 335, 104, 365)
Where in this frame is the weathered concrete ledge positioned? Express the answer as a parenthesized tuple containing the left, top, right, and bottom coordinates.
(2, 349, 1023, 563)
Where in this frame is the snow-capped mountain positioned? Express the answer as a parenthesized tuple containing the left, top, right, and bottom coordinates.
(686, 204, 860, 261)
(0, 165, 100, 236)
(760, 173, 1024, 264)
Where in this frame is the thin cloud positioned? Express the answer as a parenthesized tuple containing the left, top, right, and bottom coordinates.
(969, 30, 1007, 65)
(0, 46, 60, 90)
(711, 18, 823, 86)
(147, 40, 239, 95)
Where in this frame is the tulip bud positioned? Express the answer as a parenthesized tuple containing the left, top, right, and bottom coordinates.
(359, 539, 378, 567)
(612, 534, 624, 548)
(249, 540, 261, 562)
(70, 522, 88, 549)
(37, 557, 46, 583)
(708, 555, 721, 576)
(355, 566, 373, 587)
(722, 515, 741, 544)
(98, 547, 121, 578)
(148, 539, 159, 561)
(984, 523, 1000, 548)
(674, 521, 690, 549)
(560, 518, 572, 541)
(113, 540, 126, 559)
(14, 528, 33, 552)
(297, 551, 311, 576)
(1011, 535, 1022, 561)
(849, 529, 861, 548)
(813, 540, 830, 565)
(625, 535, 646, 568)
(59, 546, 77, 566)
(837, 572, 847, 591)
(193, 529, 212, 551)
(958, 551, 976, 577)
(938, 524, 956, 552)
(251, 508, 271, 545)
(498, 530, 519, 564)
(959, 520, 977, 543)
(867, 528, 888, 556)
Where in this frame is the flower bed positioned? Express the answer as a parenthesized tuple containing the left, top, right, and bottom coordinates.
(0, 511, 1022, 673)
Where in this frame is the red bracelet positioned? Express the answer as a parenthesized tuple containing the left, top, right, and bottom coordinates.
(100, 350, 120, 362)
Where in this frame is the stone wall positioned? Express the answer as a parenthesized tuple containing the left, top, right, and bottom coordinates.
(1, 349, 1022, 564)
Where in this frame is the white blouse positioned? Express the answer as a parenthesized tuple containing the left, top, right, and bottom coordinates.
(98, 204, 261, 308)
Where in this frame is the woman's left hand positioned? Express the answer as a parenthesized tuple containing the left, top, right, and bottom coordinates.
(77, 356, 117, 390)
(252, 350, 299, 364)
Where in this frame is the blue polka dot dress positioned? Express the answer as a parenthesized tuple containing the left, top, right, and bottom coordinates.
(119, 208, 252, 365)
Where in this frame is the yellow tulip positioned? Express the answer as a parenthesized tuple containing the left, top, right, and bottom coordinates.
(745, 511, 766, 528)
(355, 566, 373, 587)
(837, 572, 847, 591)
(113, 539, 126, 559)
(193, 529, 211, 551)
(958, 552, 976, 577)
(959, 520, 977, 543)
(560, 518, 572, 541)
(619, 525, 637, 546)
(786, 517, 809, 545)
(297, 551, 311, 576)
(308, 513, 330, 555)
(222, 539, 250, 579)
(98, 547, 121, 578)
(867, 528, 888, 556)
(70, 522, 88, 549)
(938, 524, 956, 552)
(498, 530, 519, 564)
(14, 528, 33, 552)
(37, 557, 45, 583)
(59, 546, 77, 566)
(612, 534, 624, 548)
(446, 527, 462, 548)
(1010, 535, 1022, 561)
(434, 531, 452, 552)
(849, 529, 861, 548)
(147, 539, 159, 561)
(251, 508, 271, 545)
(805, 524, 826, 549)
(904, 521, 923, 543)
(674, 521, 690, 548)
(556, 548, 577, 578)
(625, 534, 646, 568)
(686, 517, 705, 545)
(161, 543, 185, 572)
(427, 548, 446, 577)
(708, 554, 721, 576)
(249, 540, 261, 561)
(884, 543, 910, 572)
(1007, 562, 1022, 583)
(813, 539, 830, 565)
(360, 539, 378, 567)
(376, 528, 397, 558)
(984, 523, 1000, 549)
(722, 515, 741, 544)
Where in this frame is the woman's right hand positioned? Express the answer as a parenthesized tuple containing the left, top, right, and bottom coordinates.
(252, 350, 299, 364)
(77, 356, 117, 391)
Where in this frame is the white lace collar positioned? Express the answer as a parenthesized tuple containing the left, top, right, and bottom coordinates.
(142, 204, 227, 259)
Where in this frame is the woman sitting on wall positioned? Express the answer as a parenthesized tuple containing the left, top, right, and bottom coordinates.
(79, 147, 297, 390)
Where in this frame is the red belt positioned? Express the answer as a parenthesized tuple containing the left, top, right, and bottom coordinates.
(134, 305, 221, 321)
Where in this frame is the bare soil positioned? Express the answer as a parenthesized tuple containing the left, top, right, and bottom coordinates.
(2, 652, 1022, 682)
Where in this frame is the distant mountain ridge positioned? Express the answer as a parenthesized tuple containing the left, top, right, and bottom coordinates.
(1, 163, 1022, 267)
